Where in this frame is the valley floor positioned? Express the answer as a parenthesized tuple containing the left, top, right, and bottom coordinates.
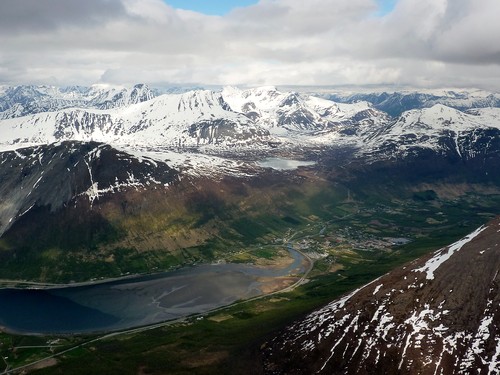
(1, 189, 498, 374)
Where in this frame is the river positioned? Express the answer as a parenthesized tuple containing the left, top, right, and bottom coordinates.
(0, 248, 306, 335)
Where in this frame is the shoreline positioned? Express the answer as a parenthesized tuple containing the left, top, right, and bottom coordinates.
(0, 243, 305, 291)
(0, 244, 313, 337)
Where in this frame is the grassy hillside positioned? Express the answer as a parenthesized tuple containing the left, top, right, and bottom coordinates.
(0, 163, 498, 284)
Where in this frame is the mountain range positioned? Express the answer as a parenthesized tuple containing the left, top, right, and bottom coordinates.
(1, 85, 499, 158)
(0, 84, 499, 282)
(325, 89, 500, 117)
(0, 84, 499, 234)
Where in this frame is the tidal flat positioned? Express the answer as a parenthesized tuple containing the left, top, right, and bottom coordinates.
(0, 248, 306, 335)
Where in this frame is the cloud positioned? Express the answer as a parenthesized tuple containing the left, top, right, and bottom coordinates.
(433, 0, 500, 64)
(0, 0, 499, 90)
(0, 0, 128, 33)
(366, 0, 500, 65)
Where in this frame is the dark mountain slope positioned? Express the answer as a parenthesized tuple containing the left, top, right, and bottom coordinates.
(0, 141, 177, 236)
(264, 217, 500, 374)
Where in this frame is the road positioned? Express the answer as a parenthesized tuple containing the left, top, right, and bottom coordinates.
(0, 272, 151, 290)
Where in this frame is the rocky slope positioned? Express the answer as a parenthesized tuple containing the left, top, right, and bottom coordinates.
(264, 217, 500, 375)
(0, 141, 177, 237)
(325, 89, 500, 117)
(0, 89, 273, 149)
(0, 84, 159, 120)
(362, 104, 500, 162)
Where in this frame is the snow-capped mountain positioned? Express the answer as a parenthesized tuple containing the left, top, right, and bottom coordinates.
(0, 83, 159, 119)
(325, 89, 500, 117)
(264, 217, 500, 375)
(0, 86, 395, 153)
(0, 90, 271, 149)
(222, 86, 389, 139)
(0, 85, 88, 119)
(89, 83, 157, 109)
(363, 104, 500, 160)
(1, 84, 499, 171)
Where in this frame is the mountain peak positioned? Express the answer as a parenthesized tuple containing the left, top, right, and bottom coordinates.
(253, 85, 279, 93)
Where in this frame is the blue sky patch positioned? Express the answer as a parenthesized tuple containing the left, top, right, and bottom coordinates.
(376, 0, 398, 16)
(164, 0, 259, 15)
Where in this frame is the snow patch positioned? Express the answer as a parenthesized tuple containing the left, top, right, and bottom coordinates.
(413, 225, 486, 280)
(373, 284, 383, 295)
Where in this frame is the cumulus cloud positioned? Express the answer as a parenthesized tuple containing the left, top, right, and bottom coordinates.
(0, 0, 499, 90)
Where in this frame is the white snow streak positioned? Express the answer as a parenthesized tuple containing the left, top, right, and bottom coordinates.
(414, 225, 486, 280)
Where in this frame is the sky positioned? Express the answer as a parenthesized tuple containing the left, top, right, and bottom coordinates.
(163, 1, 397, 17)
(1, 0, 500, 90)
(164, 0, 260, 16)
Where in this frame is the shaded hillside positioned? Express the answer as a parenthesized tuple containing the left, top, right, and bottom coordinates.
(264, 217, 500, 374)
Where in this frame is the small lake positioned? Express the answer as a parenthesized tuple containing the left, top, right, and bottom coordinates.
(0, 249, 306, 335)
(257, 158, 316, 170)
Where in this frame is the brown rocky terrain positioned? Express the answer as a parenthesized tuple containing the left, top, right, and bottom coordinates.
(264, 216, 500, 374)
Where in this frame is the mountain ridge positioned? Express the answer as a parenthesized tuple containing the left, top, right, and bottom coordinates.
(0, 141, 177, 236)
(324, 89, 500, 117)
(264, 217, 500, 374)
(2, 85, 499, 161)
(0, 84, 160, 120)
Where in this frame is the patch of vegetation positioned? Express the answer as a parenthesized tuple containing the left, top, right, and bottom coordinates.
(413, 189, 438, 201)
(251, 247, 278, 260)
(230, 217, 271, 244)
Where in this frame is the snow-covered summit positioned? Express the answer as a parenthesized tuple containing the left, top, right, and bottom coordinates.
(0, 89, 271, 150)
(91, 83, 157, 109)
(362, 104, 500, 159)
(0, 84, 159, 120)
(222, 86, 389, 137)
(391, 104, 487, 132)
